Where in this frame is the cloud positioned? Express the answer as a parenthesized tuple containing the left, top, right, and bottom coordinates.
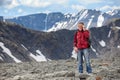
(0, 0, 52, 8)
(44, 10, 51, 14)
(0, 0, 19, 9)
(7, 0, 19, 9)
(99, 5, 111, 10)
(0, 0, 11, 6)
(100, 5, 120, 11)
(52, 0, 68, 4)
(71, 5, 85, 11)
(18, 8, 23, 13)
(19, 0, 51, 8)
(78, 0, 103, 5)
(19, 0, 69, 7)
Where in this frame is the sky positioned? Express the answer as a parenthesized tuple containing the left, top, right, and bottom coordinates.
(0, 0, 120, 18)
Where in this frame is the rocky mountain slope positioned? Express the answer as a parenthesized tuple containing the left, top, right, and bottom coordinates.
(0, 21, 74, 63)
(90, 18, 120, 58)
(0, 18, 120, 63)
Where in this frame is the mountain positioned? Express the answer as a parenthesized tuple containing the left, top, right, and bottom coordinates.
(0, 10, 120, 80)
(5, 12, 67, 31)
(5, 9, 120, 32)
(0, 21, 74, 63)
(0, 18, 120, 63)
(48, 9, 120, 31)
(90, 18, 120, 59)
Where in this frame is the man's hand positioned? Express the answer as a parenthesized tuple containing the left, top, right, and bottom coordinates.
(74, 47, 78, 53)
(83, 26, 86, 31)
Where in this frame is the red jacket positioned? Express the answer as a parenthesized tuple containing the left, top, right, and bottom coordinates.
(74, 30, 90, 49)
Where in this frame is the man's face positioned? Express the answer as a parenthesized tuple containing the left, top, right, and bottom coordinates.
(78, 23, 83, 31)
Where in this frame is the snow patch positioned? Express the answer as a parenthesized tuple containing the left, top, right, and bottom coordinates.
(0, 42, 21, 63)
(91, 46, 99, 56)
(86, 15, 94, 29)
(65, 14, 71, 18)
(72, 13, 76, 17)
(84, 14, 88, 19)
(80, 10, 88, 20)
(117, 45, 120, 48)
(70, 10, 88, 30)
(0, 56, 3, 61)
(21, 44, 28, 50)
(21, 44, 47, 62)
(106, 9, 118, 16)
(108, 30, 111, 38)
(106, 11, 115, 16)
(97, 14, 104, 27)
(48, 21, 68, 32)
(115, 26, 120, 29)
(30, 50, 47, 62)
(99, 40, 106, 47)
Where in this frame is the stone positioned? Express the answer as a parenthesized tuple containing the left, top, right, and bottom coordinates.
(78, 73, 90, 80)
(0, 58, 120, 80)
(13, 75, 21, 80)
(95, 76, 102, 80)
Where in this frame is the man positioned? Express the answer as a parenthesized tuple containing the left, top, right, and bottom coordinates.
(73, 22, 92, 73)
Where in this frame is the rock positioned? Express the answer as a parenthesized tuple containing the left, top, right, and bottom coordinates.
(97, 69, 109, 77)
(95, 76, 102, 80)
(13, 75, 21, 80)
(0, 58, 120, 80)
(79, 73, 90, 78)
(116, 68, 120, 73)
(87, 76, 96, 80)
(42, 71, 75, 78)
(1, 72, 7, 76)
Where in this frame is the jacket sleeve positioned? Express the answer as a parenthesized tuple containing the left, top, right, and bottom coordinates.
(73, 32, 77, 47)
(84, 30, 90, 39)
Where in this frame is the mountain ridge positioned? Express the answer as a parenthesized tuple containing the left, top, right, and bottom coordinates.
(4, 9, 120, 31)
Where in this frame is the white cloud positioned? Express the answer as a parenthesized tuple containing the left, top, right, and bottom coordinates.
(78, 0, 103, 5)
(44, 10, 51, 14)
(1, 0, 19, 9)
(18, 8, 23, 13)
(100, 5, 120, 11)
(19, 0, 69, 7)
(4, 0, 19, 9)
(53, 0, 68, 4)
(71, 5, 85, 11)
(19, 0, 51, 8)
(36, 10, 51, 14)
(99, 5, 111, 11)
